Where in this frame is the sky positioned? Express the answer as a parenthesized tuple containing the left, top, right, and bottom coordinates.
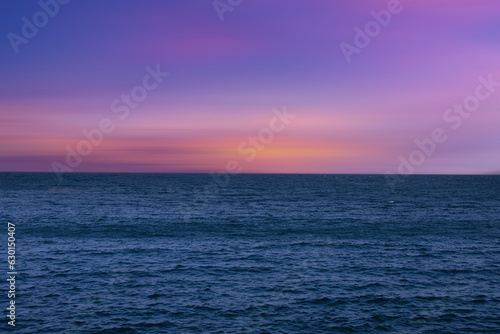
(1, 0, 500, 174)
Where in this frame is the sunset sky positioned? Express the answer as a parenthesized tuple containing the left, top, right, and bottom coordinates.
(1, 0, 500, 174)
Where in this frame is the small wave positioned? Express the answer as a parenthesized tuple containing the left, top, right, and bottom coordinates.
(97, 326, 136, 333)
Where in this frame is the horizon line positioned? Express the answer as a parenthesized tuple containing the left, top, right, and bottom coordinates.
(0, 171, 499, 176)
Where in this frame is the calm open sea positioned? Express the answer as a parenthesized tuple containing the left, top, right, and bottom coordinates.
(1, 173, 499, 333)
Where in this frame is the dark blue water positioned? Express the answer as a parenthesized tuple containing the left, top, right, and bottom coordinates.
(1, 173, 500, 333)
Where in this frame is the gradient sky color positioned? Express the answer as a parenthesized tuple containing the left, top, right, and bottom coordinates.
(1, 0, 500, 174)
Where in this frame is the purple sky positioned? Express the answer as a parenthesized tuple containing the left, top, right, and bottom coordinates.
(1, 0, 500, 174)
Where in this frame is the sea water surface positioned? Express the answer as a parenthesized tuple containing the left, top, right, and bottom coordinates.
(1, 173, 499, 333)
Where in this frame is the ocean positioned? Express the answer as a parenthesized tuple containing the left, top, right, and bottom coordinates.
(1, 173, 499, 333)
